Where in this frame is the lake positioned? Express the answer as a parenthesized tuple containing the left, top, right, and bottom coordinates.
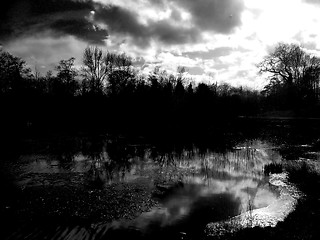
(1, 120, 319, 240)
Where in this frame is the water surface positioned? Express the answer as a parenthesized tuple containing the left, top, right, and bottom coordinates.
(1, 136, 298, 239)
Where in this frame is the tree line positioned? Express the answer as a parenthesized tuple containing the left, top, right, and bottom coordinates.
(1, 43, 320, 137)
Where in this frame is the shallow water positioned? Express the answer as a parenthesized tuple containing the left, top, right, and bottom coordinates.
(1, 136, 304, 239)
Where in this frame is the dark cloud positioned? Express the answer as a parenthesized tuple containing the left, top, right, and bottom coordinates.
(235, 69, 249, 78)
(303, 0, 320, 4)
(151, 0, 245, 32)
(93, 4, 148, 46)
(0, 0, 108, 44)
(170, 8, 183, 21)
(187, 66, 205, 75)
(211, 60, 231, 71)
(1, 0, 201, 47)
(93, 4, 201, 47)
(1, 0, 245, 48)
(150, 20, 200, 45)
(91, 0, 245, 46)
(6, 36, 87, 73)
(293, 31, 318, 50)
(153, 0, 244, 34)
(132, 56, 146, 67)
(183, 47, 234, 60)
(177, 0, 244, 34)
(50, 18, 108, 44)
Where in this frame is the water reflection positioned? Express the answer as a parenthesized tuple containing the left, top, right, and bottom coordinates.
(97, 191, 241, 240)
(13, 138, 284, 239)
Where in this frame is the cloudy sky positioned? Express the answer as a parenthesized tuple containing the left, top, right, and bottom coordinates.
(1, 0, 320, 88)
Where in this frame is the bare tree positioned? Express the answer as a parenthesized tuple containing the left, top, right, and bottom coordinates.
(56, 57, 77, 82)
(55, 57, 78, 96)
(82, 46, 109, 95)
(106, 52, 134, 96)
(258, 43, 307, 85)
(0, 49, 31, 95)
(82, 46, 133, 95)
(258, 43, 320, 101)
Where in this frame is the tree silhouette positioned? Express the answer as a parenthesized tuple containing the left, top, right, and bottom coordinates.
(54, 57, 78, 97)
(258, 43, 320, 108)
(174, 67, 186, 98)
(0, 49, 31, 95)
(82, 46, 133, 96)
(106, 52, 134, 97)
(82, 46, 109, 95)
(0, 47, 265, 135)
(258, 43, 303, 85)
